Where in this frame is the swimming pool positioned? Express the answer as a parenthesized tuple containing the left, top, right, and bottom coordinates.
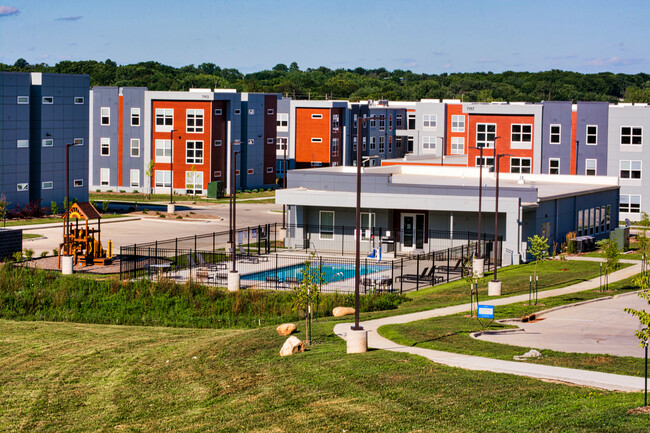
(242, 262, 389, 283)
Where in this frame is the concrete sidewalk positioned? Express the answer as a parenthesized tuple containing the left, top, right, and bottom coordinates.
(334, 260, 648, 392)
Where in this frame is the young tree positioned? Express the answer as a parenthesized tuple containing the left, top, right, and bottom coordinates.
(292, 254, 324, 345)
(527, 235, 549, 283)
(0, 193, 8, 228)
(637, 212, 650, 276)
(624, 272, 650, 406)
(145, 160, 155, 200)
(597, 238, 621, 291)
(23, 248, 34, 267)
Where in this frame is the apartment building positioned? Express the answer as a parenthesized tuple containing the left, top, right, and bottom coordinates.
(90, 87, 280, 195)
(0, 71, 89, 209)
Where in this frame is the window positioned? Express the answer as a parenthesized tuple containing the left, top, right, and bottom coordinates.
(130, 139, 140, 157)
(248, 109, 255, 115)
(311, 113, 323, 119)
(234, 109, 241, 115)
(476, 156, 494, 168)
(511, 124, 532, 147)
(606, 205, 611, 230)
(332, 114, 340, 130)
(352, 136, 357, 152)
(130, 169, 140, 188)
(74, 179, 83, 187)
(422, 136, 437, 152)
(311, 137, 322, 143)
(42, 139, 53, 147)
(186, 141, 204, 164)
(100, 137, 110, 156)
(378, 137, 385, 153)
(451, 115, 465, 132)
(214, 171, 222, 178)
(155, 139, 171, 163)
(353, 114, 358, 128)
(550, 124, 561, 144)
(476, 123, 496, 148)
(235, 170, 240, 175)
(43, 97, 53, 104)
(620, 160, 641, 179)
(17, 183, 28, 191)
(370, 118, 376, 128)
(277, 113, 288, 129)
(389, 115, 392, 131)
(310, 162, 322, 167)
(248, 138, 255, 145)
(621, 126, 642, 146)
(155, 108, 173, 131)
(370, 137, 376, 150)
(214, 139, 223, 147)
(620, 195, 641, 213)
(319, 211, 334, 239)
(510, 157, 531, 174)
(266, 167, 274, 173)
(100, 168, 110, 186)
(388, 136, 392, 153)
(363, 137, 367, 151)
(214, 108, 222, 116)
(101, 107, 110, 125)
(131, 108, 140, 126)
(585, 158, 597, 176)
(396, 137, 403, 148)
(267, 138, 275, 145)
(247, 169, 254, 175)
(74, 138, 84, 145)
(407, 137, 413, 152)
(423, 114, 437, 129)
(155, 171, 171, 188)
(42, 181, 53, 190)
(332, 138, 339, 157)
(396, 114, 403, 128)
(451, 137, 464, 154)
(408, 114, 416, 130)
(185, 171, 203, 194)
(586, 125, 597, 145)
(361, 212, 376, 240)
(549, 158, 560, 175)
(186, 109, 204, 133)
(74, 97, 84, 104)
(17, 140, 29, 148)
(276, 137, 287, 150)
(379, 118, 385, 131)
(578, 210, 584, 236)
(267, 108, 274, 115)
(17, 96, 29, 104)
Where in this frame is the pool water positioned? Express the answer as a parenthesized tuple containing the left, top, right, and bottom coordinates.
(242, 262, 389, 283)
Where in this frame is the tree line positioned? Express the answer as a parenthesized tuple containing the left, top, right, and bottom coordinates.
(3, 58, 650, 103)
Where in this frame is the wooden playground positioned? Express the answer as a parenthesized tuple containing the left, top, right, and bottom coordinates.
(58, 202, 113, 268)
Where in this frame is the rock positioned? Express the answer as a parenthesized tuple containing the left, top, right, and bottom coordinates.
(332, 307, 355, 317)
(276, 323, 297, 336)
(280, 336, 305, 357)
(514, 349, 542, 361)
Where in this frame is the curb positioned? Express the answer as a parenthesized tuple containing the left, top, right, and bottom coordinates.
(9, 216, 142, 232)
(534, 290, 641, 318)
(471, 328, 524, 338)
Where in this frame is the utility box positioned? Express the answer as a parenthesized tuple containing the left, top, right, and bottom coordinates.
(0, 228, 22, 260)
(207, 181, 224, 199)
(610, 226, 630, 251)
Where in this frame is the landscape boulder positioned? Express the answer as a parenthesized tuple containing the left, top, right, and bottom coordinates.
(513, 349, 542, 361)
(280, 336, 305, 357)
(276, 323, 297, 336)
(332, 307, 355, 317)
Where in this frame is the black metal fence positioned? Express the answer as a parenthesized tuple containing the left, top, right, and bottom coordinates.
(120, 223, 502, 294)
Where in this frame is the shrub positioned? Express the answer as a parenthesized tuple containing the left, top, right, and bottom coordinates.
(52, 249, 59, 257)
(102, 201, 109, 213)
(142, 208, 149, 214)
(40, 251, 48, 258)
(50, 201, 59, 215)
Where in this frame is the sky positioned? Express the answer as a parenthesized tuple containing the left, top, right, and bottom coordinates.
(0, 0, 648, 74)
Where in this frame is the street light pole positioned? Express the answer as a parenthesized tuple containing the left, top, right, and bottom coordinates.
(493, 152, 511, 282)
(170, 129, 177, 204)
(282, 143, 287, 229)
(352, 114, 384, 331)
(230, 145, 241, 273)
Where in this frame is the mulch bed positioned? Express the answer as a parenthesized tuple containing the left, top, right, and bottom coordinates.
(29, 255, 122, 274)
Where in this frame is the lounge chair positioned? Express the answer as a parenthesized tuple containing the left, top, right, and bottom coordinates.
(437, 258, 463, 274)
(286, 277, 301, 286)
(238, 245, 260, 263)
(196, 253, 227, 271)
(396, 267, 429, 283)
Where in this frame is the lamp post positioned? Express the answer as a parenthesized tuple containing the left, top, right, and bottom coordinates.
(62, 141, 80, 274)
(282, 143, 287, 229)
(488, 151, 512, 296)
(167, 129, 177, 213)
(228, 140, 241, 291)
(470, 144, 486, 259)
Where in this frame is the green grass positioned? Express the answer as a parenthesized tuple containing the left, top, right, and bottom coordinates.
(380, 275, 645, 377)
(0, 319, 647, 432)
(2, 214, 125, 227)
(89, 190, 275, 204)
(22, 233, 44, 239)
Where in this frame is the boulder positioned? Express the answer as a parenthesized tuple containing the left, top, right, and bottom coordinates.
(280, 336, 305, 357)
(332, 307, 355, 317)
(514, 349, 542, 361)
(276, 323, 297, 336)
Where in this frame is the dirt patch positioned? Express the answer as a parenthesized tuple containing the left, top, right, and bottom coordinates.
(627, 406, 650, 415)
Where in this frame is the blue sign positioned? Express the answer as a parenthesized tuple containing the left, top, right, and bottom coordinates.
(477, 304, 495, 319)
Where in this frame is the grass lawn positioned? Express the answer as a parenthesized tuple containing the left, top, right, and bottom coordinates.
(0, 319, 647, 432)
(379, 275, 646, 377)
(2, 214, 125, 227)
(22, 233, 44, 239)
(89, 190, 275, 204)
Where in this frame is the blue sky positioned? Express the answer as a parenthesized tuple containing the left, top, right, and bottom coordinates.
(0, 0, 648, 74)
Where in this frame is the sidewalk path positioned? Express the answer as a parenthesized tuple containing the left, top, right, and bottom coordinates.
(334, 260, 647, 391)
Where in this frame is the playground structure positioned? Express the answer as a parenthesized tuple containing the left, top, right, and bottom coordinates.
(58, 202, 113, 268)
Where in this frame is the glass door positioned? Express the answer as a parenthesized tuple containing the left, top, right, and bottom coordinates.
(403, 216, 414, 248)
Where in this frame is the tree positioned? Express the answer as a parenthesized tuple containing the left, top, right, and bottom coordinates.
(145, 160, 155, 200)
(527, 235, 549, 283)
(624, 272, 650, 406)
(292, 254, 324, 345)
(637, 212, 650, 276)
(597, 238, 621, 290)
(0, 194, 8, 228)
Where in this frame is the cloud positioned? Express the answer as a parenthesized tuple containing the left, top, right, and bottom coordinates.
(0, 5, 19, 16)
(392, 58, 418, 68)
(547, 54, 578, 60)
(476, 58, 498, 64)
(443, 63, 452, 69)
(55, 16, 82, 21)
(586, 56, 644, 67)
